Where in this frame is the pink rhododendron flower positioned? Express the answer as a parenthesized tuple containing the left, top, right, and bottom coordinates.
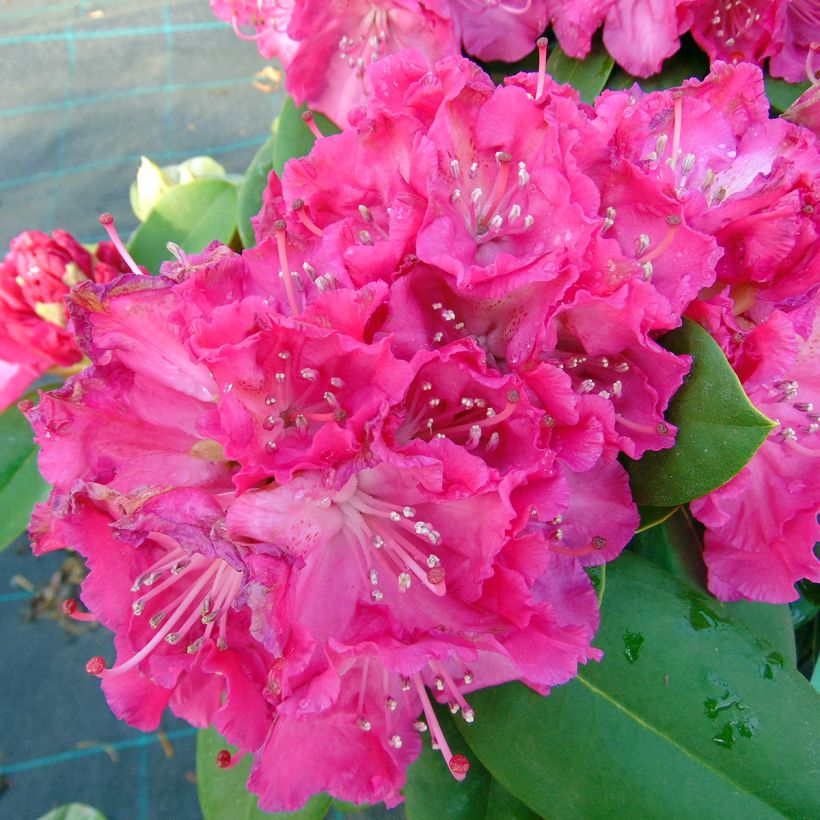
(211, 0, 550, 123)
(0, 230, 130, 410)
(27, 220, 617, 808)
(784, 82, 820, 138)
(31, 483, 274, 749)
(587, 59, 820, 600)
(689, 310, 820, 602)
(43, 50, 820, 813)
(211, 0, 458, 124)
(690, 0, 787, 67)
(771, 0, 820, 82)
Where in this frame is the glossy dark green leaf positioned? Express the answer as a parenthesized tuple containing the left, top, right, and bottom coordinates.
(196, 727, 331, 820)
(0, 402, 49, 551)
(765, 76, 811, 113)
(631, 510, 796, 664)
(585, 564, 606, 605)
(626, 319, 775, 506)
(272, 97, 341, 177)
(404, 706, 539, 819)
(630, 507, 707, 588)
(458, 553, 820, 819)
(607, 46, 709, 93)
(127, 178, 238, 273)
(636, 504, 679, 532)
(791, 581, 820, 629)
(329, 800, 370, 814)
(545, 41, 614, 103)
(237, 134, 276, 249)
(724, 600, 797, 668)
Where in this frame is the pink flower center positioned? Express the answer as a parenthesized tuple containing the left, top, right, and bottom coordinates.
(341, 485, 449, 598)
(338, 7, 391, 79)
(545, 350, 671, 441)
(94, 549, 243, 676)
(273, 220, 338, 314)
(397, 375, 520, 454)
(707, 0, 763, 58)
(352, 657, 475, 780)
(258, 349, 347, 453)
(447, 150, 535, 242)
(770, 379, 820, 458)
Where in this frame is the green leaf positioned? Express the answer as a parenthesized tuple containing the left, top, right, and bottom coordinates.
(272, 97, 341, 177)
(404, 706, 539, 820)
(636, 504, 679, 532)
(127, 178, 238, 273)
(631, 510, 796, 664)
(724, 600, 797, 668)
(625, 319, 775, 506)
(237, 134, 276, 249)
(585, 564, 606, 605)
(630, 507, 707, 589)
(196, 727, 331, 820)
(0, 402, 49, 551)
(765, 76, 811, 114)
(791, 581, 820, 629)
(36, 806, 107, 820)
(458, 553, 820, 819)
(545, 41, 615, 103)
(607, 46, 709, 93)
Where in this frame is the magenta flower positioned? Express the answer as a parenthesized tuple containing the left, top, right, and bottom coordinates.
(32, 484, 275, 749)
(584, 60, 820, 601)
(784, 83, 820, 138)
(771, 0, 820, 82)
(27, 53, 760, 812)
(211, 0, 458, 124)
(0, 229, 131, 410)
(689, 311, 820, 602)
(690, 0, 787, 67)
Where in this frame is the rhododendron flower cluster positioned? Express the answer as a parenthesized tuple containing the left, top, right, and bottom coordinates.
(25, 50, 820, 811)
(212, 0, 819, 118)
(584, 60, 820, 601)
(547, 0, 819, 80)
(0, 229, 131, 411)
(209, 0, 548, 122)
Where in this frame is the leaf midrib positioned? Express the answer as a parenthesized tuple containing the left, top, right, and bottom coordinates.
(574, 671, 785, 817)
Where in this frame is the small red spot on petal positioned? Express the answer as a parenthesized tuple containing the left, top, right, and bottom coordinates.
(85, 656, 106, 675)
(62, 599, 78, 615)
(449, 754, 470, 776)
(216, 749, 232, 768)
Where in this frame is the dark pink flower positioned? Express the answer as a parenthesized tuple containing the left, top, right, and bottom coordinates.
(447, 0, 548, 62)
(690, 0, 787, 66)
(770, 0, 820, 82)
(784, 82, 820, 138)
(212, 0, 459, 125)
(32, 484, 274, 747)
(0, 230, 129, 409)
(198, 311, 414, 488)
(690, 312, 820, 602)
